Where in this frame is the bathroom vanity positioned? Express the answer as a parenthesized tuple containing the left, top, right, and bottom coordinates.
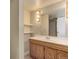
(29, 37, 68, 59)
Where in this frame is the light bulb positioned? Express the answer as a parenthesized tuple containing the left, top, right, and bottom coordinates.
(36, 18, 40, 22)
(36, 11, 40, 14)
(36, 15, 40, 18)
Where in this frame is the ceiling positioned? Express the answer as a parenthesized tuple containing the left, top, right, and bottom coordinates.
(24, 0, 64, 11)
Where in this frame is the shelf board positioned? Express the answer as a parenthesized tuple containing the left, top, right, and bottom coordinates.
(24, 24, 33, 26)
(24, 32, 33, 34)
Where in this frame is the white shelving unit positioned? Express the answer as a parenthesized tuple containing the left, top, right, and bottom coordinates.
(24, 32, 32, 33)
(24, 24, 33, 34)
(24, 11, 33, 58)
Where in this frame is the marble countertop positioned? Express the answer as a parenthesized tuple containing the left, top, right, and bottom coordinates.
(30, 36, 68, 46)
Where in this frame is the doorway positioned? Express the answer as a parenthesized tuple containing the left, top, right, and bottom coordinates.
(49, 18, 57, 36)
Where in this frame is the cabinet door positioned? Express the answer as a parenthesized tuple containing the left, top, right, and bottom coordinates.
(57, 51, 68, 59)
(36, 44, 44, 59)
(45, 47, 56, 59)
(57, 17, 66, 37)
(30, 43, 44, 59)
(30, 43, 36, 59)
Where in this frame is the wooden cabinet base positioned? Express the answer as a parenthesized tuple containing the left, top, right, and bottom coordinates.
(30, 39, 68, 59)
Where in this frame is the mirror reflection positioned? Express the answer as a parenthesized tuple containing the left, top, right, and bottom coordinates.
(24, 0, 67, 38)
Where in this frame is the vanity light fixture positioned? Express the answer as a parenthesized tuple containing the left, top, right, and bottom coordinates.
(35, 10, 41, 24)
(36, 11, 40, 14)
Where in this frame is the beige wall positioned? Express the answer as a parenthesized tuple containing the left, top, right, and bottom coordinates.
(10, 0, 19, 59)
(10, 0, 24, 59)
(24, 11, 30, 25)
(24, 11, 31, 33)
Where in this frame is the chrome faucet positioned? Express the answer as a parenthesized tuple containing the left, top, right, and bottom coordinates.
(46, 36, 50, 39)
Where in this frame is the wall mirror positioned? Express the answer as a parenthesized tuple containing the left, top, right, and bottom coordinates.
(29, 0, 67, 37)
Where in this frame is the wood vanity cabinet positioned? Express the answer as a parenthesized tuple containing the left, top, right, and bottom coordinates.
(45, 47, 56, 59)
(57, 51, 68, 59)
(30, 43, 44, 59)
(30, 39, 68, 59)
